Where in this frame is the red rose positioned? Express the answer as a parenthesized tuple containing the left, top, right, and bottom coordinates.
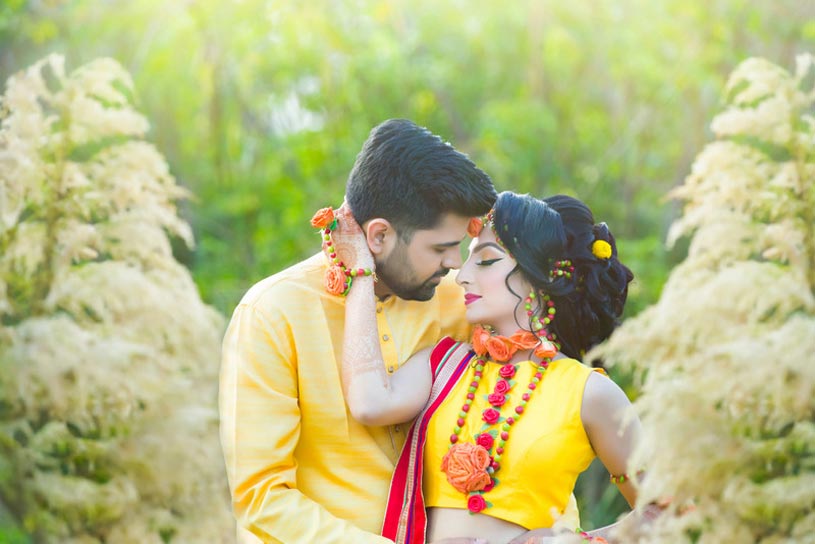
(467, 494, 488, 513)
(498, 364, 516, 379)
(482, 479, 495, 493)
(488, 393, 506, 407)
(482, 408, 501, 424)
(476, 433, 494, 450)
(494, 379, 510, 394)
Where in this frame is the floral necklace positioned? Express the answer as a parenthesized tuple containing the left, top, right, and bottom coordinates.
(440, 292, 560, 514)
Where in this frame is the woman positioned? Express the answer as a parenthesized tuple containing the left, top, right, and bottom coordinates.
(334, 192, 640, 544)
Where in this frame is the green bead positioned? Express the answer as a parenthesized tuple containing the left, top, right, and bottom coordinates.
(454, 426, 461, 433)
(468, 387, 476, 393)
(502, 424, 510, 431)
(520, 400, 527, 406)
(459, 411, 467, 418)
(529, 292, 536, 299)
(475, 365, 484, 372)
(532, 377, 540, 384)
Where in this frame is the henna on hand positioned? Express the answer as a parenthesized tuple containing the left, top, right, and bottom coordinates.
(332, 208, 375, 270)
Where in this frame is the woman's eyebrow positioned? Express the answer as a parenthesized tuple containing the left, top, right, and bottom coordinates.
(471, 242, 506, 254)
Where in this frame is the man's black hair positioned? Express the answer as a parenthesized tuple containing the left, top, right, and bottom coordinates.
(346, 119, 496, 240)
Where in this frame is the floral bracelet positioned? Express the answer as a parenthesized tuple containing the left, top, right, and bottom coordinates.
(311, 206, 375, 296)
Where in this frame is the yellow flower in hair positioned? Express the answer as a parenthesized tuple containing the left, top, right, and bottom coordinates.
(591, 240, 612, 260)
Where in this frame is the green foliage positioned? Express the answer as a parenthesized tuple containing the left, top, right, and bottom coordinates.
(3, 0, 811, 318)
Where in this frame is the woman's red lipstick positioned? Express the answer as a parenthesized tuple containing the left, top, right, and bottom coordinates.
(464, 293, 481, 305)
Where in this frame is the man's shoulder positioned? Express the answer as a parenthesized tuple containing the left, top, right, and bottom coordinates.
(237, 253, 328, 313)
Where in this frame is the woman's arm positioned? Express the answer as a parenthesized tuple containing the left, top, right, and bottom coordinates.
(582, 371, 641, 507)
(572, 372, 644, 542)
(334, 210, 434, 426)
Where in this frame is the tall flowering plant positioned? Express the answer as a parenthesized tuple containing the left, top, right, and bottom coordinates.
(591, 55, 815, 543)
(0, 56, 232, 542)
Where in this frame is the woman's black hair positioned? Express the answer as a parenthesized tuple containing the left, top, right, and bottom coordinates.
(492, 192, 634, 360)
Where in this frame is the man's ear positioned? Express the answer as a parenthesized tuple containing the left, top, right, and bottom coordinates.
(364, 218, 395, 257)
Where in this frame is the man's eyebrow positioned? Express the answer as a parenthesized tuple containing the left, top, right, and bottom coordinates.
(471, 242, 506, 254)
(434, 239, 465, 248)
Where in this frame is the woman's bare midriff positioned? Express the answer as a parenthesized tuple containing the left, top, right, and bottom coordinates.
(427, 507, 527, 544)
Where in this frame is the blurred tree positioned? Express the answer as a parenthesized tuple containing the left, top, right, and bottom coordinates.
(0, 55, 232, 543)
(596, 54, 815, 542)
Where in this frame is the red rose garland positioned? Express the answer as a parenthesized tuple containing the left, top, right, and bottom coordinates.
(440, 291, 562, 514)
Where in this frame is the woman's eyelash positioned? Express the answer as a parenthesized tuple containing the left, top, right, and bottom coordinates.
(476, 258, 502, 266)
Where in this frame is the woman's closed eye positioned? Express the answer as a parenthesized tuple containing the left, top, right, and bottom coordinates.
(476, 258, 502, 266)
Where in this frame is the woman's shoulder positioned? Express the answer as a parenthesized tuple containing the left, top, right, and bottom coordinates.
(544, 357, 604, 390)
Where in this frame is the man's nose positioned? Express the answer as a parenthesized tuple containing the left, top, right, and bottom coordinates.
(443, 248, 463, 270)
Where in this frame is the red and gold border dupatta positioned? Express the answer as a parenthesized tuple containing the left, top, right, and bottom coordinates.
(381, 337, 474, 544)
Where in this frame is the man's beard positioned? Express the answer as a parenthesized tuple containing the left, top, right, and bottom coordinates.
(376, 244, 449, 302)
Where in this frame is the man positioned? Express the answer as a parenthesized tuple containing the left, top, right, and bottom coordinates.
(220, 119, 496, 543)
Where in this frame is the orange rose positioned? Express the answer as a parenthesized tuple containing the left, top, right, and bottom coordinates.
(440, 443, 492, 494)
(471, 326, 491, 357)
(324, 265, 348, 296)
(310, 207, 335, 229)
(485, 336, 515, 362)
(467, 217, 484, 238)
(508, 330, 538, 350)
(533, 340, 557, 359)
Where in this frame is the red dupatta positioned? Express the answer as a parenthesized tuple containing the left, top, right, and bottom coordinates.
(381, 337, 474, 544)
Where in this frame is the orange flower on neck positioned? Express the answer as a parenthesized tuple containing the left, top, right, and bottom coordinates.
(485, 336, 515, 362)
(471, 326, 491, 356)
(508, 330, 538, 350)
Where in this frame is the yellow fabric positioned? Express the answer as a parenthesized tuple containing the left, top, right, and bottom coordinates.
(424, 357, 597, 530)
(220, 253, 472, 544)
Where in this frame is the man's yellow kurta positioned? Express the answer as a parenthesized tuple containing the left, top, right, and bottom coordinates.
(219, 253, 470, 543)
